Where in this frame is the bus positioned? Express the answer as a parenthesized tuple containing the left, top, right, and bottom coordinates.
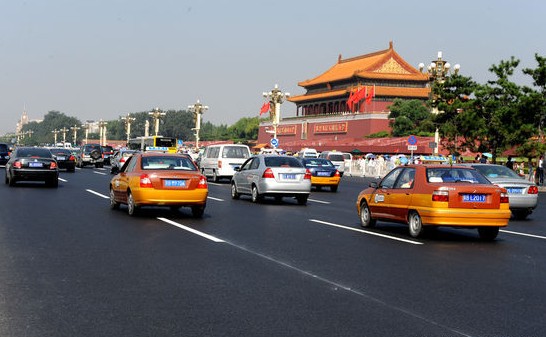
(127, 136, 178, 153)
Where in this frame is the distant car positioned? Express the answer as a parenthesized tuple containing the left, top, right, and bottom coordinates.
(102, 145, 114, 165)
(49, 147, 76, 172)
(109, 152, 208, 217)
(77, 143, 104, 168)
(5, 147, 59, 187)
(461, 163, 539, 219)
(231, 155, 311, 204)
(356, 165, 511, 240)
(300, 157, 341, 192)
(110, 149, 137, 174)
(0, 143, 10, 165)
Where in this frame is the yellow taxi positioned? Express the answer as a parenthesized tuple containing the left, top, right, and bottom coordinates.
(356, 165, 511, 240)
(299, 158, 341, 192)
(110, 152, 208, 217)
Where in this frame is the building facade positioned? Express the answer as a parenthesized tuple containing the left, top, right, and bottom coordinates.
(257, 42, 435, 153)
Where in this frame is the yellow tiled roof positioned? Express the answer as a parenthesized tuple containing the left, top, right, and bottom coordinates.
(288, 86, 430, 103)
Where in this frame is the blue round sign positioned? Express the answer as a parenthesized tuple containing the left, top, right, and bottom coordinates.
(408, 135, 417, 145)
(270, 138, 279, 147)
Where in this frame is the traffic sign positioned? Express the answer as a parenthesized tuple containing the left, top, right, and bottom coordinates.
(408, 135, 417, 145)
(408, 145, 417, 151)
(270, 138, 279, 148)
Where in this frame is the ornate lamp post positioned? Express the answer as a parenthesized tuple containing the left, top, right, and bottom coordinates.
(52, 129, 60, 145)
(263, 84, 290, 144)
(60, 127, 69, 145)
(81, 123, 90, 145)
(419, 51, 460, 155)
(70, 125, 80, 146)
(121, 113, 136, 144)
(188, 100, 208, 149)
(148, 107, 166, 137)
(98, 120, 108, 146)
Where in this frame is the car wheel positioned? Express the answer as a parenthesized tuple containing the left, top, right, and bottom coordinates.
(4, 173, 8, 185)
(109, 188, 120, 210)
(330, 185, 338, 192)
(478, 227, 499, 241)
(47, 178, 59, 188)
(127, 191, 138, 216)
(8, 174, 16, 187)
(359, 200, 376, 228)
(408, 211, 424, 238)
(191, 205, 206, 218)
(231, 182, 240, 199)
(512, 210, 531, 220)
(212, 170, 219, 183)
(296, 194, 308, 205)
(251, 185, 262, 203)
(90, 150, 101, 160)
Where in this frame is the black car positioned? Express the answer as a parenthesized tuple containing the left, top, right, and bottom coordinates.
(77, 143, 104, 168)
(0, 143, 10, 165)
(102, 145, 114, 165)
(5, 147, 59, 187)
(49, 148, 76, 172)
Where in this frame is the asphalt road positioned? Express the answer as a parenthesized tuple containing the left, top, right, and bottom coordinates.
(1, 167, 545, 337)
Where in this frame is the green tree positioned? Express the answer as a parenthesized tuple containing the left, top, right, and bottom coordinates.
(388, 99, 434, 137)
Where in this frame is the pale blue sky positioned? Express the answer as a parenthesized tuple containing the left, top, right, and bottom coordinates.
(1, 0, 545, 134)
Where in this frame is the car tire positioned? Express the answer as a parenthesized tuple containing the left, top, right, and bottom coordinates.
(127, 191, 138, 216)
(191, 205, 206, 218)
(231, 183, 240, 199)
(359, 200, 376, 228)
(296, 194, 308, 205)
(408, 211, 424, 238)
(90, 150, 101, 160)
(212, 170, 219, 183)
(478, 227, 499, 241)
(512, 210, 531, 220)
(110, 188, 120, 210)
(47, 178, 59, 188)
(251, 185, 262, 203)
(330, 185, 338, 192)
(8, 175, 16, 187)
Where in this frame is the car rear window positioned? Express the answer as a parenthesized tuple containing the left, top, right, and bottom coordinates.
(221, 146, 250, 159)
(0, 144, 9, 152)
(304, 159, 334, 167)
(264, 156, 303, 168)
(328, 154, 344, 161)
(141, 156, 197, 171)
(427, 167, 490, 184)
(17, 148, 53, 158)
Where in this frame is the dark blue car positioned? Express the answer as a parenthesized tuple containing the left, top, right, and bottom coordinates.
(0, 143, 10, 165)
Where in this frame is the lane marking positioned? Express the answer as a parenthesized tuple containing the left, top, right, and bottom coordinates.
(58, 178, 68, 182)
(308, 198, 331, 204)
(86, 189, 109, 199)
(93, 171, 107, 176)
(309, 219, 423, 245)
(207, 196, 224, 201)
(157, 217, 225, 242)
(501, 229, 546, 240)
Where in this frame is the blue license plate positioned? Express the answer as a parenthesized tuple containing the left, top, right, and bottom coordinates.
(164, 179, 186, 187)
(317, 171, 330, 177)
(462, 194, 486, 202)
(29, 162, 43, 168)
(506, 187, 523, 194)
(282, 174, 296, 180)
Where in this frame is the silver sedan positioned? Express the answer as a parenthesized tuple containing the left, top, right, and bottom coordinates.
(231, 155, 311, 205)
(463, 163, 539, 219)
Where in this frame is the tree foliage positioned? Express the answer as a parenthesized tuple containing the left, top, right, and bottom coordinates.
(388, 99, 434, 137)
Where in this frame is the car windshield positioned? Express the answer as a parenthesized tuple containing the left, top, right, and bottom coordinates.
(221, 146, 250, 159)
(50, 148, 71, 155)
(304, 159, 334, 167)
(264, 156, 303, 168)
(141, 156, 197, 171)
(427, 167, 490, 184)
(17, 148, 52, 158)
(328, 154, 344, 161)
(472, 165, 522, 179)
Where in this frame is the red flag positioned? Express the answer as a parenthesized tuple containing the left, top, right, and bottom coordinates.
(260, 102, 270, 115)
(354, 87, 366, 102)
(366, 85, 375, 104)
(347, 90, 355, 111)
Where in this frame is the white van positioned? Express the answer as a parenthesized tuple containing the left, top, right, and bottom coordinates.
(200, 144, 251, 182)
(319, 151, 346, 176)
(298, 148, 319, 158)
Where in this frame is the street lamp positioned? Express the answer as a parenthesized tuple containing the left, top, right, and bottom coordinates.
(262, 84, 290, 144)
(81, 123, 90, 145)
(60, 127, 69, 145)
(98, 120, 108, 146)
(419, 51, 460, 155)
(52, 129, 60, 145)
(70, 125, 80, 146)
(121, 113, 136, 144)
(188, 100, 208, 149)
(148, 107, 166, 137)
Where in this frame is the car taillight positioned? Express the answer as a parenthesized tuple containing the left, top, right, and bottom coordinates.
(218, 160, 222, 168)
(69, 155, 75, 161)
(120, 157, 126, 163)
(500, 192, 509, 203)
(140, 174, 153, 188)
(50, 161, 57, 169)
(432, 190, 449, 202)
(13, 161, 22, 169)
(197, 176, 208, 189)
(304, 169, 312, 180)
(528, 185, 539, 194)
(334, 170, 340, 177)
(263, 168, 275, 178)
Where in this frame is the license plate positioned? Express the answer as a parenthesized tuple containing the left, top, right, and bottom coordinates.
(57, 156, 66, 160)
(164, 179, 186, 187)
(29, 162, 43, 168)
(462, 194, 486, 202)
(282, 174, 296, 180)
(506, 187, 523, 194)
(317, 171, 330, 177)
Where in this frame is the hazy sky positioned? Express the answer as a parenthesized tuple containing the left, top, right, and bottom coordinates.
(1, 0, 545, 135)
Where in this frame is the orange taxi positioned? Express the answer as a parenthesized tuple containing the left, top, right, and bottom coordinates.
(110, 152, 208, 217)
(356, 165, 511, 240)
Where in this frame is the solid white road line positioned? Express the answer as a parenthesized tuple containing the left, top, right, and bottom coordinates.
(308, 198, 331, 204)
(93, 171, 107, 176)
(58, 178, 68, 182)
(309, 219, 423, 245)
(86, 189, 109, 199)
(207, 196, 224, 201)
(157, 217, 225, 243)
(501, 229, 546, 240)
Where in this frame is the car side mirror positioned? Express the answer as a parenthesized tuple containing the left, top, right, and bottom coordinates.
(369, 181, 378, 188)
(234, 166, 241, 172)
(111, 166, 119, 174)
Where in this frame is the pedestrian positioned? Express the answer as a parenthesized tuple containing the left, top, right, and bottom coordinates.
(506, 156, 514, 171)
(540, 155, 545, 186)
(528, 160, 534, 182)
